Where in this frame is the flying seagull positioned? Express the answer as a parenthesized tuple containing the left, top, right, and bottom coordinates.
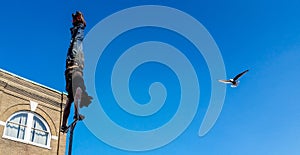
(219, 70, 249, 87)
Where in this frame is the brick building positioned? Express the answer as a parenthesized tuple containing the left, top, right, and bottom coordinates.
(0, 69, 67, 155)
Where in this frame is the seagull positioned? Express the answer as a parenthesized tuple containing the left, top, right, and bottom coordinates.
(219, 70, 249, 87)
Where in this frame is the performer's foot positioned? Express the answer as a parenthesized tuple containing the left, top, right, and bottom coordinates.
(60, 125, 68, 133)
(74, 114, 85, 121)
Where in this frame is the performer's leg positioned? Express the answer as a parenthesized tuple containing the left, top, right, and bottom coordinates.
(72, 71, 92, 108)
(72, 71, 86, 120)
(61, 98, 72, 132)
(74, 87, 85, 120)
(61, 71, 74, 132)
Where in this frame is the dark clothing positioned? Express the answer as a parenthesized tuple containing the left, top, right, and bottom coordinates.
(66, 23, 85, 70)
(65, 22, 86, 100)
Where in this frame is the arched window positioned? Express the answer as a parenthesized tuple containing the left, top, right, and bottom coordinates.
(4, 112, 27, 140)
(3, 111, 51, 148)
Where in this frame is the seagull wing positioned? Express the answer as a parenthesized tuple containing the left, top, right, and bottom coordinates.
(218, 79, 232, 84)
(233, 69, 249, 81)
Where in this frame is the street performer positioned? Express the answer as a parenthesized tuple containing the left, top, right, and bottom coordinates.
(61, 11, 92, 133)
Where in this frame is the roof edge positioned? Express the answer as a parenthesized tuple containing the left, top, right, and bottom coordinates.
(0, 68, 67, 95)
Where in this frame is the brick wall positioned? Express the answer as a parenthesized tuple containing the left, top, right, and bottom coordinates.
(0, 69, 67, 155)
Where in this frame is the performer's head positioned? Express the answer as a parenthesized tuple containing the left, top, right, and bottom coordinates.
(72, 11, 86, 27)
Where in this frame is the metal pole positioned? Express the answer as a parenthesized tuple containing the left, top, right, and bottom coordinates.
(68, 121, 77, 155)
(57, 92, 64, 155)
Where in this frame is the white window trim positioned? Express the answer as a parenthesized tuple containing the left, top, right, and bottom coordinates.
(51, 135, 58, 140)
(2, 111, 51, 149)
(24, 112, 34, 141)
(30, 101, 38, 112)
(32, 112, 52, 148)
(0, 120, 5, 126)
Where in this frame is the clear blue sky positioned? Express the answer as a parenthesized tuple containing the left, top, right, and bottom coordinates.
(1, 0, 300, 155)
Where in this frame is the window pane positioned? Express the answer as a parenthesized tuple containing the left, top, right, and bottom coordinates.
(5, 113, 27, 140)
(30, 116, 48, 145)
(31, 129, 48, 145)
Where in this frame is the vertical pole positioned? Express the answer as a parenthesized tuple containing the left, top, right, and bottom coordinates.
(68, 122, 77, 155)
(57, 92, 63, 155)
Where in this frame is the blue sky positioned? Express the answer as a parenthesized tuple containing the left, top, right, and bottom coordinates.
(1, 0, 300, 155)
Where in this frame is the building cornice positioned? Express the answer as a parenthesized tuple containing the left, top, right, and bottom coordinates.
(0, 69, 67, 108)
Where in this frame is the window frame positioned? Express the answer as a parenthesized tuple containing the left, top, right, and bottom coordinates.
(2, 111, 51, 149)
